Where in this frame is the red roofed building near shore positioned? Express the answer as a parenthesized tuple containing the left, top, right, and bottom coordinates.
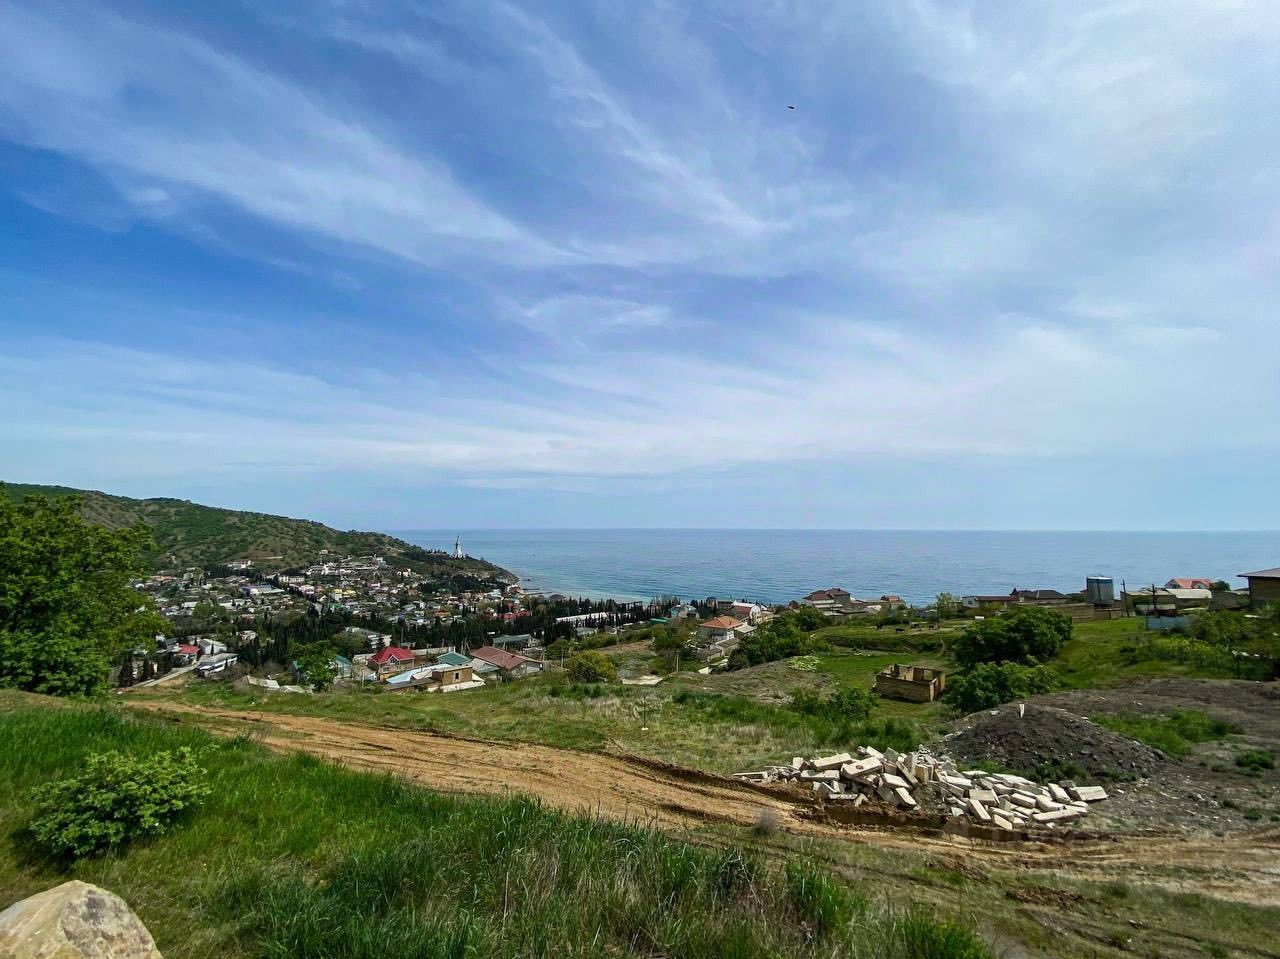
(696, 616, 745, 643)
(1165, 578, 1215, 591)
(469, 645, 544, 679)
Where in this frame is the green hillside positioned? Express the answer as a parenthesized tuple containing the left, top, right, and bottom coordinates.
(1, 482, 511, 582)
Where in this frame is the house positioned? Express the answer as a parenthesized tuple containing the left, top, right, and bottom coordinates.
(1009, 589, 1069, 605)
(1241, 568, 1280, 607)
(803, 588, 852, 605)
(195, 652, 239, 677)
(1165, 588, 1213, 607)
(1124, 586, 1179, 615)
(961, 594, 1019, 610)
(668, 603, 698, 620)
(490, 634, 533, 650)
(469, 645, 545, 679)
(384, 662, 482, 693)
(728, 601, 764, 623)
(879, 595, 908, 610)
(1166, 578, 1215, 591)
(369, 646, 416, 677)
(697, 616, 744, 645)
(171, 644, 200, 666)
(694, 616, 747, 660)
(438, 649, 501, 679)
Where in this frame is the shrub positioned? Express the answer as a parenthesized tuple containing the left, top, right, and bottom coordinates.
(727, 612, 822, 669)
(28, 747, 210, 859)
(1234, 749, 1276, 772)
(564, 650, 618, 683)
(951, 606, 1072, 668)
(787, 685, 876, 723)
(943, 662, 1062, 713)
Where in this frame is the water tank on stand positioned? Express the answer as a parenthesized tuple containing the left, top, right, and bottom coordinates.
(1085, 576, 1115, 606)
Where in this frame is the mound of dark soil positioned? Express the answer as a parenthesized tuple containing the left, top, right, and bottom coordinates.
(944, 703, 1168, 781)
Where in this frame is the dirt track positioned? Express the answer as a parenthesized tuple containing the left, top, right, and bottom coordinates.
(128, 700, 1280, 908)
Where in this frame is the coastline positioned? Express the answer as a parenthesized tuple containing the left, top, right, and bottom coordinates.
(395, 528, 1280, 606)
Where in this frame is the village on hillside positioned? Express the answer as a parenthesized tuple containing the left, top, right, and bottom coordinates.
(121, 543, 1280, 697)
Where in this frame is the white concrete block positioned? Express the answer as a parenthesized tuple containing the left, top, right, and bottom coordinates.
(1071, 786, 1109, 803)
(1032, 808, 1084, 823)
(811, 752, 853, 771)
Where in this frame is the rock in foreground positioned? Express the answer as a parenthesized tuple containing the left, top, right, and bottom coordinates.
(0, 880, 162, 959)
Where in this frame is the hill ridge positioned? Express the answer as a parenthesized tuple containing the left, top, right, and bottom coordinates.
(1, 481, 513, 584)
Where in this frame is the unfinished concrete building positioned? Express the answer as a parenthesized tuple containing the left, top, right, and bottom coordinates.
(874, 663, 946, 703)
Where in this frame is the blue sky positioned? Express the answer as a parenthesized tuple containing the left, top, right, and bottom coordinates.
(2, 1, 1278, 530)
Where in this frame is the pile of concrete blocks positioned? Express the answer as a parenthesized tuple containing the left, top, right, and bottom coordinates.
(734, 746, 1108, 830)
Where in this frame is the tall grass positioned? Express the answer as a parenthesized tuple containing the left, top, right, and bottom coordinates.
(670, 689, 923, 754)
(0, 695, 989, 958)
(1092, 709, 1238, 758)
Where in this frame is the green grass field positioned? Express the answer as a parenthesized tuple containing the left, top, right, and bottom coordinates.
(4, 693, 1275, 959)
(0, 693, 996, 959)
(1051, 618, 1241, 687)
(148, 617, 1248, 779)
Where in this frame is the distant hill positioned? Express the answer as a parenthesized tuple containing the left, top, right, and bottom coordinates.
(1, 482, 513, 584)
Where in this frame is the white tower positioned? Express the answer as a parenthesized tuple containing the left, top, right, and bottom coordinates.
(453, 535, 463, 559)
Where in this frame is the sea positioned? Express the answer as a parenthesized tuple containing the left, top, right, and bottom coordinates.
(396, 529, 1280, 606)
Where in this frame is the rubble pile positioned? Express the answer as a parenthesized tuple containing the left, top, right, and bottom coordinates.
(947, 703, 1166, 780)
(734, 745, 1109, 830)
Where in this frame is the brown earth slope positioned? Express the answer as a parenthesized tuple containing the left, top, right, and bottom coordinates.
(128, 700, 1280, 910)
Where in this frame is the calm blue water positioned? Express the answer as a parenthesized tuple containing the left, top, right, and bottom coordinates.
(397, 529, 1280, 606)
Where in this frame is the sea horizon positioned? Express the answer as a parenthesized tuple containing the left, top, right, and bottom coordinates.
(396, 528, 1280, 606)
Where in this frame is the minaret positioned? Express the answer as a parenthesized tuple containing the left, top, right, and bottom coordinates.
(454, 535, 463, 559)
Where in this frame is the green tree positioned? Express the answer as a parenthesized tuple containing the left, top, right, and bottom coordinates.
(565, 650, 618, 683)
(651, 626, 692, 669)
(934, 593, 961, 620)
(943, 662, 1062, 713)
(293, 642, 339, 691)
(0, 491, 163, 696)
(826, 685, 876, 722)
(951, 606, 1071, 668)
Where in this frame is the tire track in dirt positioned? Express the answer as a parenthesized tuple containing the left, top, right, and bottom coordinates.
(128, 701, 1280, 907)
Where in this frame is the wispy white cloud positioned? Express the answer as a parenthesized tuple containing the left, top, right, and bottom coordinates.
(0, 3, 559, 267)
(1, 0, 1278, 525)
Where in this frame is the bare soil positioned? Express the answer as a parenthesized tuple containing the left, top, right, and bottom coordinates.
(127, 697, 1280, 910)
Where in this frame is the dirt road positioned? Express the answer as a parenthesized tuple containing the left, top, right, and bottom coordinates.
(131, 700, 805, 831)
(129, 700, 1280, 909)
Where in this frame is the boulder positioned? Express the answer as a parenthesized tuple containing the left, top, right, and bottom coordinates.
(0, 881, 162, 959)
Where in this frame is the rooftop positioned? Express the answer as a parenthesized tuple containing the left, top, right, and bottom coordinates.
(700, 616, 744, 630)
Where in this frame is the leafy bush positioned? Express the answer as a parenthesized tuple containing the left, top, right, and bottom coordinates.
(787, 685, 876, 723)
(1234, 749, 1276, 772)
(943, 662, 1061, 713)
(951, 606, 1072, 667)
(564, 650, 618, 683)
(727, 612, 823, 669)
(28, 747, 210, 859)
